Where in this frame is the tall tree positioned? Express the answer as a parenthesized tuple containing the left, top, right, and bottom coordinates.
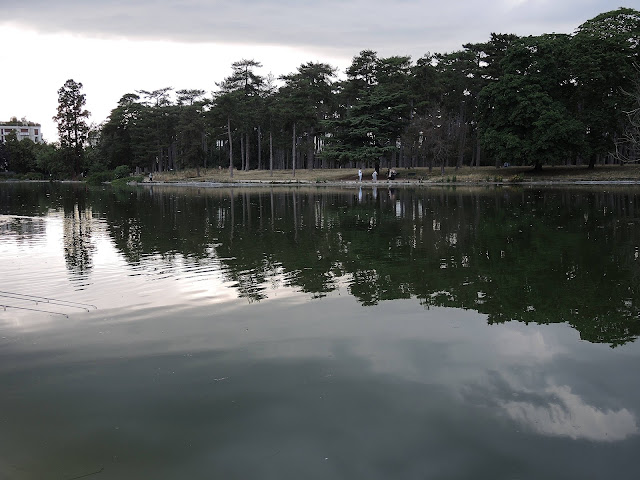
(99, 93, 142, 170)
(53, 79, 90, 176)
(616, 67, 640, 162)
(3, 131, 37, 174)
(215, 59, 264, 175)
(322, 51, 410, 168)
(176, 89, 207, 174)
(571, 7, 640, 167)
(280, 62, 336, 170)
(477, 33, 585, 170)
(462, 33, 520, 166)
(478, 73, 583, 170)
(136, 87, 177, 172)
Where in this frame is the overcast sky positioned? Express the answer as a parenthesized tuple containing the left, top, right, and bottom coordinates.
(0, 0, 626, 142)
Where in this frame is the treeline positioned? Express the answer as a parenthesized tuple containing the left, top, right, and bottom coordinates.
(1, 8, 639, 179)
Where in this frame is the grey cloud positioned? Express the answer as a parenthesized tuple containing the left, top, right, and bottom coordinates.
(0, 0, 623, 58)
(502, 384, 639, 442)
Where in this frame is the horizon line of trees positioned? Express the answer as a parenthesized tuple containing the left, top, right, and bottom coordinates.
(1, 7, 639, 179)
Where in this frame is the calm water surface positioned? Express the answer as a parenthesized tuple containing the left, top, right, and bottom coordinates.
(1, 182, 639, 479)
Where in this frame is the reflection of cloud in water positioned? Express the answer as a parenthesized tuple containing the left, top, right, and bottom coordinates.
(503, 384, 638, 442)
(495, 329, 562, 362)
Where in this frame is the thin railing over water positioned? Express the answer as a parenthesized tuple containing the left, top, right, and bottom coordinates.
(0, 290, 97, 318)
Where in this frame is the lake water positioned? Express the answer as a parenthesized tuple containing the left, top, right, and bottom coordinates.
(1, 182, 639, 479)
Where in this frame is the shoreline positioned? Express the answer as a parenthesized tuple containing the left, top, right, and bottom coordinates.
(138, 178, 640, 189)
(141, 165, 640, 188)
(3, 164, 640, 188)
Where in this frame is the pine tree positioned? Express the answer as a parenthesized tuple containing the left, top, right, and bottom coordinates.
(53, 79, 90, 176)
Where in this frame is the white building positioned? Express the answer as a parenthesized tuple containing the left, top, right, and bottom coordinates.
(0, 120, 43, 143)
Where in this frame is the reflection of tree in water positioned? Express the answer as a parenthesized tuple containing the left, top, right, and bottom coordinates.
(0, 182, 98, 286)
(0, 216, 47, 242)
(0, 182, 53, 218)
(89, 184, 640, 346)
(63, 203, 95, 286)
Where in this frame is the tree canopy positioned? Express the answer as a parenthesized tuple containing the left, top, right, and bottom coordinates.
(53, 79, 90, 176)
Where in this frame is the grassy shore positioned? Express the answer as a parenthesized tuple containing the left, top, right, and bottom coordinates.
(148, 164, 640, 185)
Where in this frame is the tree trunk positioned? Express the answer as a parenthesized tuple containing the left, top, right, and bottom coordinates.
(307, 127, 315, 170)
(240, 133, 245, 171)
(202, 132, 208, 170)
(245, 132, 250, 171)
(457, 106, 466, 169)
(227, 116, 233, 178)
(171, 142, 177, 170)
(292, 123, 297, 177)
(257, 126, 262, 170)
(269, 130, 274, 177)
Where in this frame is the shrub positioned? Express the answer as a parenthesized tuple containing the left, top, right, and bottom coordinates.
(113, 165, 131, 179)
(86, 171, 114, 185)
(22, 172, 44, 180)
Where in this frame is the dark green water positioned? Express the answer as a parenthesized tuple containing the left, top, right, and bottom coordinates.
(1, 182, 639, 479)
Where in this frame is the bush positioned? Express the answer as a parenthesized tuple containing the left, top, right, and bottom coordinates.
(86, 171, 114, 185)
(113, 165, 131, 179)
(21, 172, 44, 180)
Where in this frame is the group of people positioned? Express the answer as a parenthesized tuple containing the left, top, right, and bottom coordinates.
(358, 168, 397, 182)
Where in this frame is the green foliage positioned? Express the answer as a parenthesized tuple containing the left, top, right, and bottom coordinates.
(570, 8, 640, 166)
(21, 172, 44, 180)
(77, 7, 640, 174)
(322, 51, 411, 167)
(36, 143, 70, 179)
(53, 79, 90, 175)
(478, 71, 584, 168)
(279, 62, 337, 170)
(86, 171, 114, 185)
(3, 132, 37, 173)
(85, 167, 141, 186)
(113, 165, 131, 179)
